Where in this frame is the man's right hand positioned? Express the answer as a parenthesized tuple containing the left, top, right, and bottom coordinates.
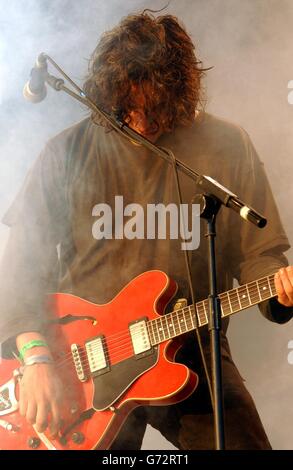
(16, 331, 64, 437)
(19, 362, 64, 437)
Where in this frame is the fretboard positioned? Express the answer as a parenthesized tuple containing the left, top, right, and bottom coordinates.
(147, 273, 276, 345)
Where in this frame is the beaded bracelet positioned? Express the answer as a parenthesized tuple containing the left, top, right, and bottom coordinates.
(19, 340, 49, 362)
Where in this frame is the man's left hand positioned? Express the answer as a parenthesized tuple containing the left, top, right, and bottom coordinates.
(274, 266, 293, 307)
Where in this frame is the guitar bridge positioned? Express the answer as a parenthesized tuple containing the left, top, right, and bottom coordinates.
(71, 344, 88, 382)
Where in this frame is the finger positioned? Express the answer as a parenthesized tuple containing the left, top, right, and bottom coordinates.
(26, 400, 37, 425)
(285, 266, 293, 290)
(35, 401, 49, 433)
(275, 269, 292, 306)
(275, 272, 285, 296)
(277, 268, 293, 306)
(49, 401, 61, 438)
(19, 389, 28, 417)
(275, 271, 289, 306)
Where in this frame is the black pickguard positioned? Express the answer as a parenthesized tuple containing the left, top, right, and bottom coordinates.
(92, 347, 158, 410)
(52, 314, 159, 411)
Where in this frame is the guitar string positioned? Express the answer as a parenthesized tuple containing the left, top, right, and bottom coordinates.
(53, 303, 277, 374)
(54, 276, 276, 372)
(57, 273, 276, 355)
(52, 276, 272, 352)
(57, 286, 274, 373)
(53, 297, 278, 374)
(51, 275, 276, 371)
(51, 275, 276, 369)
(55, 302, 221, 372)
(55, 273, 276, 354)
(64, 274, 276, 355)
(53, 292, 265, 371)
(57, 275, 276, 374)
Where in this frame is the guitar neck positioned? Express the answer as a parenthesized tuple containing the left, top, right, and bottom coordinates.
(147, 273, 277, 345)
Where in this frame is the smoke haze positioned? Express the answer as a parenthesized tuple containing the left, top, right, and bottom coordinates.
(0, 0, 293, 449)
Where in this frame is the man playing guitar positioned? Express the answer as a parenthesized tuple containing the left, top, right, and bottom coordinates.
(0, 12, 292, 450)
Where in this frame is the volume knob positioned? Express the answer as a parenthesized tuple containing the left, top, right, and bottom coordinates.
(28, 436, 41, 449)
(71, 432, 85, 444)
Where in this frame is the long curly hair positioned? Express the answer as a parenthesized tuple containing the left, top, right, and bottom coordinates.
(83, 12, 207, 133)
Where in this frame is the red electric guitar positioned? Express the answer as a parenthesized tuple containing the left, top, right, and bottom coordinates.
(0, 269, 277, 450)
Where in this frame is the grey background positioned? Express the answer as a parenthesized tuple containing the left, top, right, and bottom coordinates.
(0, 0, 292, 449)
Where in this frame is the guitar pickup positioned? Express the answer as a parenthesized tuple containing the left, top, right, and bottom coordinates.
(85, 335, 109, 376)
(129, 318, 151, 357)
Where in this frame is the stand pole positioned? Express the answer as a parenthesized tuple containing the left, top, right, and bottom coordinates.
(196, 193, 225, 449)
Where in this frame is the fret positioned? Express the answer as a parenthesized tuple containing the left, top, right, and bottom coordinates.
(189, 305, 196, 328)
(229, 289, 241, 312)
(258, 277, 272, 301)
(149, 319, 155, 345)
(173, 310, 180, 336)
(201, 302, 209, 326)
(268, 275, 276, 296)
(163, 315, 171, 339)
(149, 319, 158, 345)
(158, 316, 165, 342)
(153, 317, 159, 340)
(196, 302, 204, 326)
(246, 284, 252, 304)
(162, 315, 168, 339)
(247, 281, 260, 303)
(167, 314, 175, 337)
(191, 304, 198, 327)
(235, 288, 241, 310)
(162, 317, 168, 338)
(195, 304, 203, 327)
(192, 304, 198, 326)
(182, 308, 188, 332)
(202, 300, 209, 323)
(176, 309, 184, 334)
(203, 301, 209, 325)
(154, 318, 161, 344)
(227, 292, 233, 313)
(219, 292, 231, 316)
(147, 321, 155, 345)
(256, 280, 262, 301)
(236, 284, 250, 309)
(231, 289, 241, 312)
(184, 308, 191, 331)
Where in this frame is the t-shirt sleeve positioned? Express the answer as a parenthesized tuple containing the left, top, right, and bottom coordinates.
(0, 143, 67, 357)
(228, 129, 292, 324)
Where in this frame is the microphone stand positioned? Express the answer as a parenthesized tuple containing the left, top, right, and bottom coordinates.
(37, 53, 267, 450)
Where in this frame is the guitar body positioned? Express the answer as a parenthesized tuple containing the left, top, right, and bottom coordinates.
(0, 271, 198, 450)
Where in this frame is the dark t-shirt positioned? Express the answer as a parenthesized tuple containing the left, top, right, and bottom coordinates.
(0, 112, 292, 355)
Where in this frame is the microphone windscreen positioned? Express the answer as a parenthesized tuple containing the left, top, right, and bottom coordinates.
(23, 81, 47, 103)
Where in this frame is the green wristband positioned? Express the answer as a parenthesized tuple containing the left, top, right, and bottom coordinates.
(19, 340, 49, 362)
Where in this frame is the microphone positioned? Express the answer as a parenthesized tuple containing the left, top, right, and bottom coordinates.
(23, 53, 48, 103)
(196, 175, 267, 228)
